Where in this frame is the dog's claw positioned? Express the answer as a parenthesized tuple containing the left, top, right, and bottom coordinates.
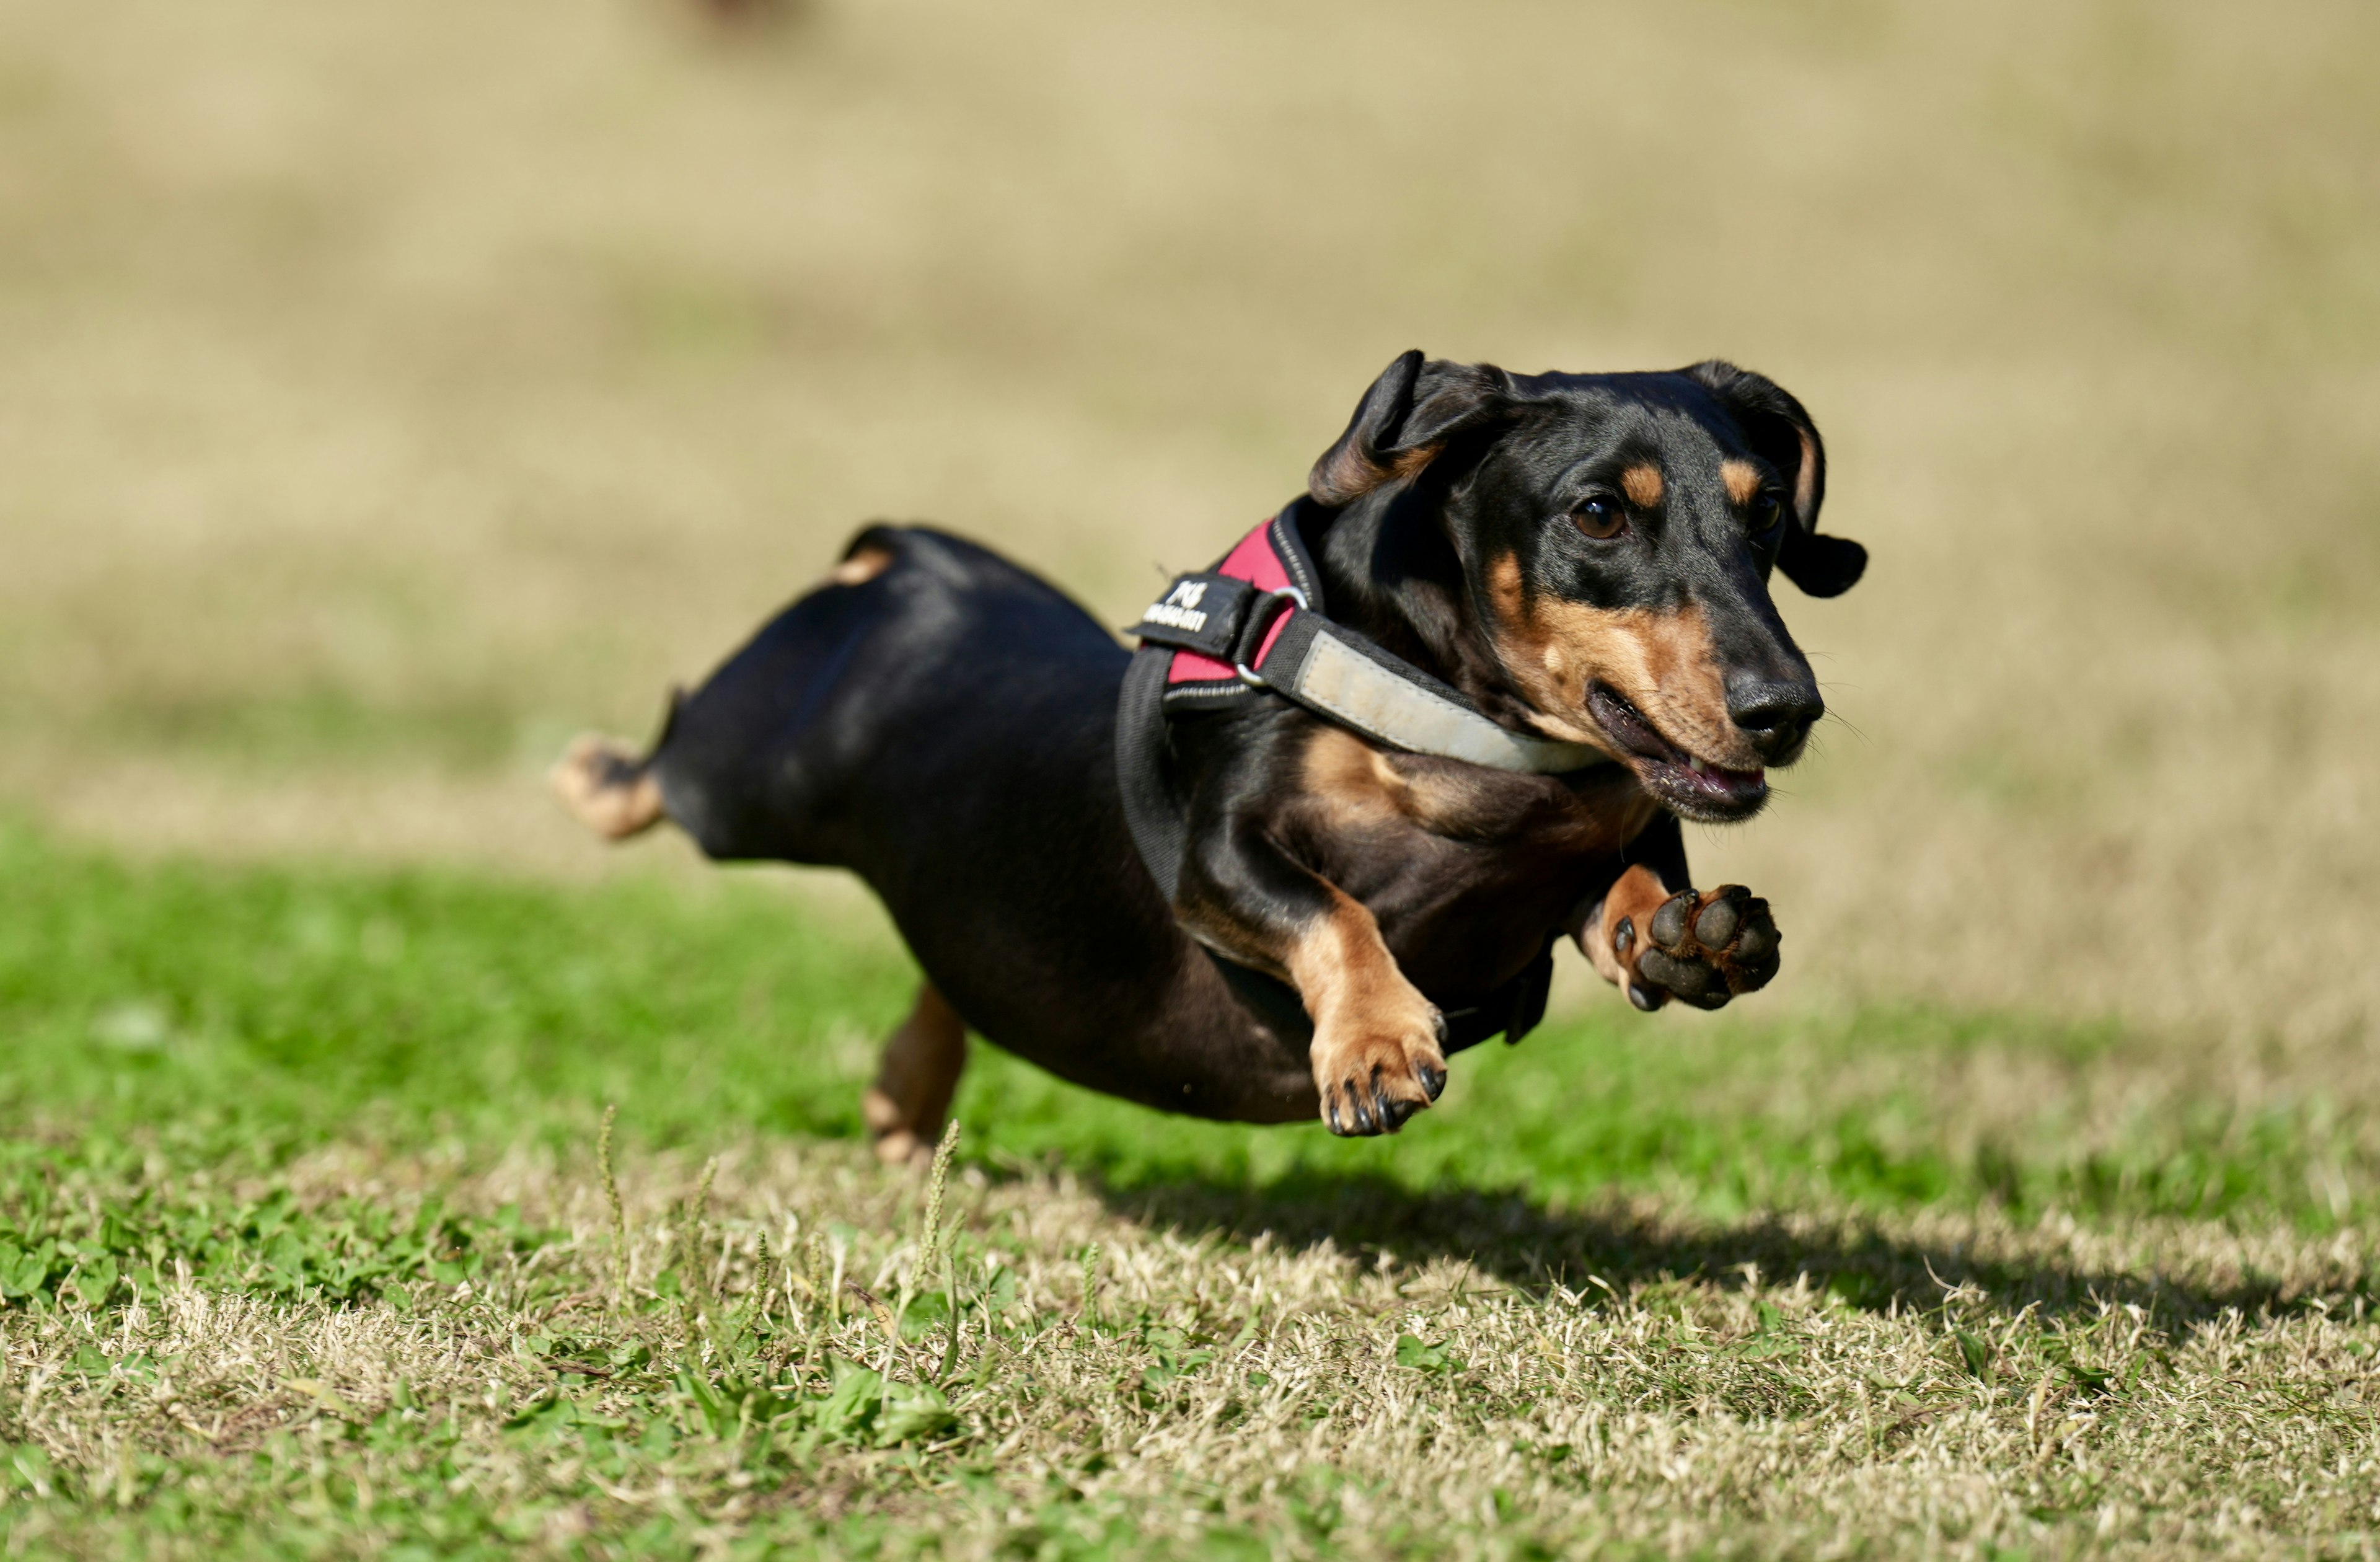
(1628, 884, 1781, 1010)
(1313, 1012, 1445, 1138)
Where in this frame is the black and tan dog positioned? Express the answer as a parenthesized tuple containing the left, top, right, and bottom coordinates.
(553, 353, 1864, 1160)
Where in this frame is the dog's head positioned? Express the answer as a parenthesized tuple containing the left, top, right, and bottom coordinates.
(1311, 351, 1865, 823)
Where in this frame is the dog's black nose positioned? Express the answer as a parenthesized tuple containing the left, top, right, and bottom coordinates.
(1725, 676, 1824, 761)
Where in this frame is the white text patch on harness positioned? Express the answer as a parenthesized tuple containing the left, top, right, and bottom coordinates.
(1140, 580, 1209, 633)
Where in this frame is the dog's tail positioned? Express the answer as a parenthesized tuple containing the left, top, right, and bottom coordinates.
(549, 691, 682, 842)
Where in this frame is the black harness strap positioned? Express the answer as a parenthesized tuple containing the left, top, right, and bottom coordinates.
(1113, 506, 1580, 1054)
(1114, 642, 1188, 904)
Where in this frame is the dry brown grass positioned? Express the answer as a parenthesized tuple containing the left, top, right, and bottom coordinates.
(9, 820, 2380, 1552)
(7, 1136, 2378, 1556)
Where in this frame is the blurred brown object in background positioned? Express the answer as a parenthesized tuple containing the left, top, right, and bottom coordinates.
(689, 0, 800, 29)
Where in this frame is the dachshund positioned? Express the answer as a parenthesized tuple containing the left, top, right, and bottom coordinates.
(553, 353, 1864, 1158)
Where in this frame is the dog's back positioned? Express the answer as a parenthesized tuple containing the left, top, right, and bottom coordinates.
(557, 526, 1326, 1134)
(652, 527, 1120, 870)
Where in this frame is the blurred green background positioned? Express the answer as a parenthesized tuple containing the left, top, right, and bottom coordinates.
(1, 0, 2374, 1053)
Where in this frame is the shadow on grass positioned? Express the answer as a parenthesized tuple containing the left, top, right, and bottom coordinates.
(1078, 1168, 2366, 1325)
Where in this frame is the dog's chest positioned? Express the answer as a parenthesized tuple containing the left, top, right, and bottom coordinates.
(1292, 726, 1657, 905)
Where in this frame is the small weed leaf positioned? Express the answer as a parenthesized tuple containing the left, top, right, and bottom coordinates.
(801, 1357, 957, 1448)
(1732, 1335, 1803, 1362)
(2044, 1336, 2117, 1398)
(875, 1379, 958, 1447)
(1394, 1335, 1460, 1374)
(1729, 1300, 1802, 1360)
(0, 1238, 58, 1300)
(1825, 1269, 1892, 1311)
(0, 1444, 55, 1499)
(509, 1390, 630, 1439)
(983, 1264, 1020, 1322)
(674, 1369, 791, 1439)
(505, 1392, 577, 1434)
(65, 1251, 118, 1308)
(1133, 1325, 1218, 1407)
(811, 1357, 885, 1444)
(1141, 1325, 1215, 1387)
(1952, 1328, 1995, 1385)
(899, 1289, 953, 1342)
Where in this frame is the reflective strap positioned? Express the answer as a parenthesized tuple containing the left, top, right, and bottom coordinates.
(1257, 616, 1606, 775)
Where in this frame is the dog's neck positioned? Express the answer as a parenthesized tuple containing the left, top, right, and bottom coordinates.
(1305, 487, 1544, 731)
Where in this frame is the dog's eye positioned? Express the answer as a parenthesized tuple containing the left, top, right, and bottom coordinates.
(1572, 498, 1627, 541)
(1752, 496, 1787, 544)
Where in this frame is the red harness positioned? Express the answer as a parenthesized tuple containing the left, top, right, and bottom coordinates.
(1131, 505, 1605, 767)
(1161, 520, 1304, 687)
(1114, 500, 1603, 1055)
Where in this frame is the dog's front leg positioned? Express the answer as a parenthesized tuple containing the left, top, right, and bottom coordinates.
(1574, 863, 1783, 1012)
(1176, 817, 1447, 1137)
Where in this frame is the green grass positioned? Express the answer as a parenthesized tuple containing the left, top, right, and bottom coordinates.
(2, 826, 2377, 1557)
(4, 824, 2360, 1231)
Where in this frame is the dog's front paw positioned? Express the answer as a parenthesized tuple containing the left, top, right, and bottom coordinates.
(1311, 1005, 1448, 1137)
(1624, 885, 1779, 1011)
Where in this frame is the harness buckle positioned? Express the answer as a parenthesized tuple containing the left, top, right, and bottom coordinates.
(1232, 586, 1309, 688)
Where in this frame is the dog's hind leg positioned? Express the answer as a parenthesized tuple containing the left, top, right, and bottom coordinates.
(550, 696, 680, 841)
(862, 983, 969, 1166)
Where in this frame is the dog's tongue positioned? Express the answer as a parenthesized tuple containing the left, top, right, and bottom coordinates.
(1589, 685, 1767, 800)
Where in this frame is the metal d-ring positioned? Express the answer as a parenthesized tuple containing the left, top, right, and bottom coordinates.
(1233, 586, 1309, 688)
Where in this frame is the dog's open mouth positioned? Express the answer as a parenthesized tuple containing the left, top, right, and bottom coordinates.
(1586, 683, 1768, 820)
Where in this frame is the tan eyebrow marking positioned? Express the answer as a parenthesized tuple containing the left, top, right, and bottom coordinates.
(1721, 459, 1762, 505)
(827, 541, 896, 586)
(1620, 464, 1664, 508)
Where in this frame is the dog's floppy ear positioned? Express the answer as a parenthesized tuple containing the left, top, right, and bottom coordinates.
(1309, 350, 1514, 507)
(1686, 360, 1866, 598)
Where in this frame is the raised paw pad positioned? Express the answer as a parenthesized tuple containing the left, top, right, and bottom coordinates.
(1630, 885, 1781, 1008)
(1649, 892, 1696, 951)
(1693, 894, 1742, 950)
